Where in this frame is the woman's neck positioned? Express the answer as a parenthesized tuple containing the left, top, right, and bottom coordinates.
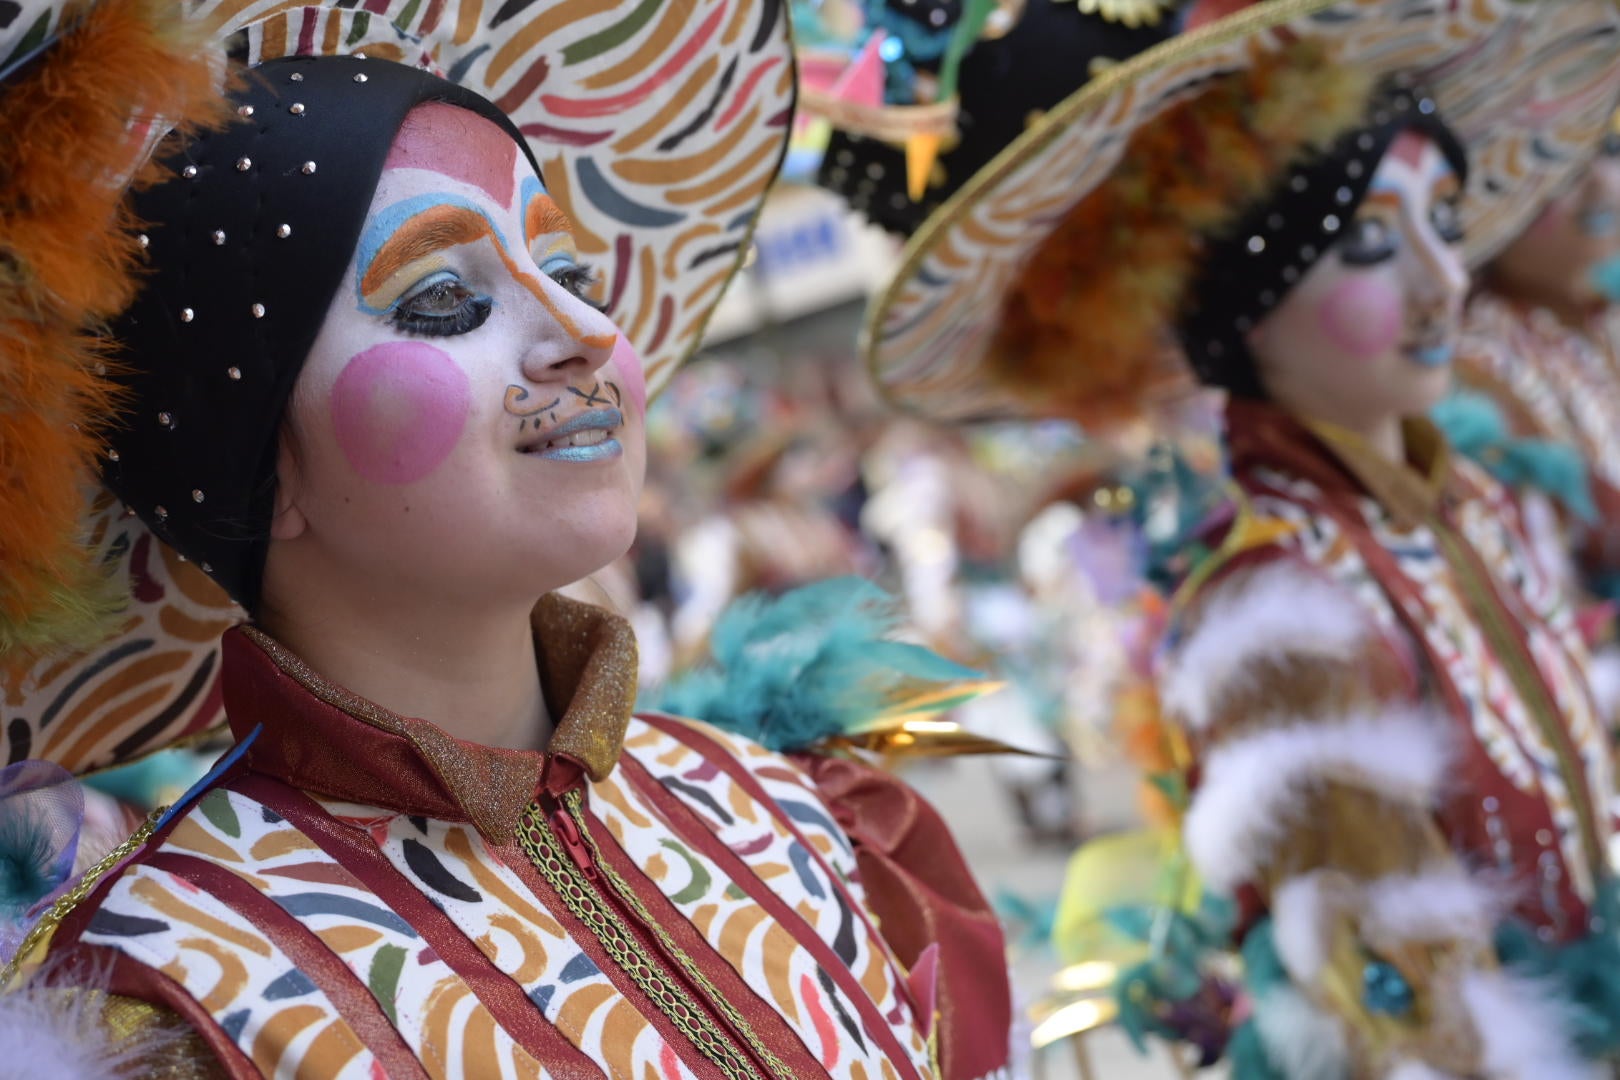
(256, 590, 554, 752)
(1344, 414, 1406, 466)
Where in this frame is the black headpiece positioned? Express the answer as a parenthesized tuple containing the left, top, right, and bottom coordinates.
(817, 1, 1174, 236)
(104, 55, 537, 612)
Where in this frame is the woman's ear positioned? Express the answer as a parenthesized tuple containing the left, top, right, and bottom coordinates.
(270, 432, 308, 542)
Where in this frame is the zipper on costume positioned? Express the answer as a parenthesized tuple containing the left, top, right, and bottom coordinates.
(549, 804, 598, 881)
(519, 791, 791, 1080)
(1430, 513, 1607, 892)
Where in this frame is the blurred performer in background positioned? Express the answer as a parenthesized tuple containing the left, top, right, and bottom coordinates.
(1442, 123, 1620, 721)
(854, 0, 1620, 1073)
(0, 2, 1012, 1077)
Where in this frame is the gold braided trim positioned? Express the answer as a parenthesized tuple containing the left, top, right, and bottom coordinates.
(515, 795, 789, 1080)
(0, 809, 162, 991)
(559, 789, 797, 1078)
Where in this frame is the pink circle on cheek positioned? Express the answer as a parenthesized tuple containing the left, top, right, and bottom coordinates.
(329, 342, 471, 485)
(608, 335, 648, 417)
(1313, 276, 1404, 359)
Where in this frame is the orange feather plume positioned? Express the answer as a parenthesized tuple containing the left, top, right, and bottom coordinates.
(0, 0, 227, 655)
(986, 41, 1374, 430)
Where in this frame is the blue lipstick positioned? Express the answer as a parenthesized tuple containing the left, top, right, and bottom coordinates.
(538, 438, 623, 463)
(527, 407, 624, 462)
(1411, 344, 1453, 368)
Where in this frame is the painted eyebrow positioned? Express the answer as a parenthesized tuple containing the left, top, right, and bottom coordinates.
(355, 192, 511, 301)
(520, 175, 573, 249)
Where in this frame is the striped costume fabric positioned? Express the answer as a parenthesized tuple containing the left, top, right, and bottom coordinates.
(1153, 401, 1617, 1071)
(38, 597, 1013, 1079)
(1179, 402, 1611, 939)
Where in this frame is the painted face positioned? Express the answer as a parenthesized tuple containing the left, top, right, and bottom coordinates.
(271, 102, 647, 605)
(1492, 144, 1620, 307)
(1249, 132, 1469, 432)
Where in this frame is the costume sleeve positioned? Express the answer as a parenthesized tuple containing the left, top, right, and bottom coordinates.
(1164, 555, 1589, 1079)
(793, 753, 1013, 1080)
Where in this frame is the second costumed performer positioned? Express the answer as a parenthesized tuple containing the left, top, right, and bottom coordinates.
(0, 1, 1013, 1077)
(858, 0, 1620, 1073)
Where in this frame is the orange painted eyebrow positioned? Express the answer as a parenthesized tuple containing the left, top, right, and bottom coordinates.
(361, 205, 491, 297)
(526, 194, 573, 248)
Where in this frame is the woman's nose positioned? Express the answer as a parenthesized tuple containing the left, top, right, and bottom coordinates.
(515, 271, 620, 388)
(1407, 218, 1469, 321)
(519, 327, 618, 388)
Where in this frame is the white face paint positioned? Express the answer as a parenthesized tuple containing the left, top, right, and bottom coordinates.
(1248, 132, 1470, 436)
(262, 103, 647, 616)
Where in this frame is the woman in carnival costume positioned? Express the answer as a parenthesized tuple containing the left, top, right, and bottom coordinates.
(0, 2, 1016, 1077)
(851, 0, 1620, 1072)
(1440, 119, 1620, 714)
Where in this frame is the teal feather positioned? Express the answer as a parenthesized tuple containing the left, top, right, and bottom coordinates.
(0, 762, 83, 920)
(1592, 571, 1620, 604)
(642, 577, 984, 753)
(1433, 391, 1596, 521)
(1591, 254, 1620, 303)
(1493, 880, 1620, 1057)
(1227, 922, 1292, 1080)
(82, 747, 211, 811)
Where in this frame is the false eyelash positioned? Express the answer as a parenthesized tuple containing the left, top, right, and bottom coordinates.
(551, 262, 607, 313)
(389, 293, 493, 337)
(1336, 219, 1397, 266)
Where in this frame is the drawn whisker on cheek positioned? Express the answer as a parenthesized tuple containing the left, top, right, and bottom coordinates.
(605, 382, 622, 407)
(568, 382, 612, 408)
(504, 385, 562, 417)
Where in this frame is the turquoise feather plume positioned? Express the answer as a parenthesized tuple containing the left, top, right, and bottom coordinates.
(0, 762, 83, 921)
(1591, 254, 1620, 303)
(642, 577, 984, 753)
(1433, 391, 1596, 522)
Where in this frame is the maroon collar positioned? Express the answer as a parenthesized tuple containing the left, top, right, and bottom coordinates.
(1225, 399, 1454, 526)
(223, 593, 639, 840)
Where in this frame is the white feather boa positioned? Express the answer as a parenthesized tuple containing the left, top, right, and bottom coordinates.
(0, 961, 180, 1079)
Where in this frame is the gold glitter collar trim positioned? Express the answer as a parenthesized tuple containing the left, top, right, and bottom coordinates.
(532, 593, 639, 782)
(1309, 417, 1451, 526)
(237, 594, 638, 835)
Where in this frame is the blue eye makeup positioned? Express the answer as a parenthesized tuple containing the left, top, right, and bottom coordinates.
(540, 254, 606, 312)
(390, 271, 493, 337)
